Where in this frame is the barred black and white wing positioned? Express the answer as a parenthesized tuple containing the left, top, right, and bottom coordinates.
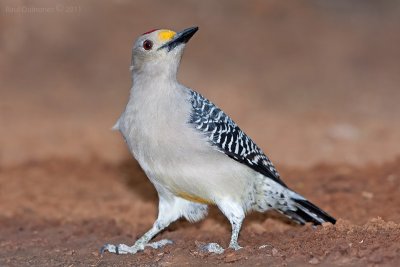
(188, 91, 287, 187)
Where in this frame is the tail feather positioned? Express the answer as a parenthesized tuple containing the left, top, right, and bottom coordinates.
(284, 196, 336, 225)
(283, 210, 307, 225)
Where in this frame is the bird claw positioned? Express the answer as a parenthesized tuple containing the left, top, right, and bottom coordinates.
(100, 243, 139, 255)
(198, 242, 225, 254)
(229, 243, 243, 251)
(100, 239, 173, 255)
(100, 243, 117, 255)
(145, 239, 173, 249)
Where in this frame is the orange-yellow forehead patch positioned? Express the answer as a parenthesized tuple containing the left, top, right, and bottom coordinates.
(158, 30, 176, 42)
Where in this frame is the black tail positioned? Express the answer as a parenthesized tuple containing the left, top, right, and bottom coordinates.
(284, 197, 336, 225)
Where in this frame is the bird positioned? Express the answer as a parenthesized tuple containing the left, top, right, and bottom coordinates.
(101, 26, 336, 255)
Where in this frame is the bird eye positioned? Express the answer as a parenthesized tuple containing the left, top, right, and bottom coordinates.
(143, 40, 153, 50)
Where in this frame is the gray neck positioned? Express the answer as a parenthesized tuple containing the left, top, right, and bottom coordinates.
(131, 53, 182, 85)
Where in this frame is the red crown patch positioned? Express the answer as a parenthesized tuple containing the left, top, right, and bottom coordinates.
(142, 29, 159, 35)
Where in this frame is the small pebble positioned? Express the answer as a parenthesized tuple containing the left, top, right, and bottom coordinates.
(309, 257, 319, 264)
(272, 248, 279, 256)
(362, 191, 374, 199)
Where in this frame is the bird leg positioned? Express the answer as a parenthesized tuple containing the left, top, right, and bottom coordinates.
(101, 196, 180, 255)
(200, 200, 244, 253)
(228, 217, 243, 250)
(218, 200, 245, 250)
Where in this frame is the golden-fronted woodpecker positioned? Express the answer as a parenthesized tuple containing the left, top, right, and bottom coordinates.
(101, 26, 336, 255)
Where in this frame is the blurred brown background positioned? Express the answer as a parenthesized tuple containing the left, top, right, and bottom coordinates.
(1, 0, 400, 167)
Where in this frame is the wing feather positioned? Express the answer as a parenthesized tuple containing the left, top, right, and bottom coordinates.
(188, 91, 287, 187)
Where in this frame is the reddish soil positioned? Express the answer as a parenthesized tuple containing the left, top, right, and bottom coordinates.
(1, 158, 400, 266)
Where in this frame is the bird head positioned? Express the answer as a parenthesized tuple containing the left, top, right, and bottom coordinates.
(130, 27, 198, 78)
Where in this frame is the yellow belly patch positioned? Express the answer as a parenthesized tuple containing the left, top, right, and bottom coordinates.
(177, 192, 214, 205)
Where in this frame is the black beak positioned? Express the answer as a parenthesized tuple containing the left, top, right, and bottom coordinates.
(159, 26, 198, 52)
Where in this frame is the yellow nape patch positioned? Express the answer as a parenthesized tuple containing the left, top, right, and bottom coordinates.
(158, 30, 176, 42)
(178, 192, 214, 205)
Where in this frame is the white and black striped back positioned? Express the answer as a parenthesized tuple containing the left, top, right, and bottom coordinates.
(188, 90, 287, 187)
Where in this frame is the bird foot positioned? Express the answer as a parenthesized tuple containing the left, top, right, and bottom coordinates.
(145, 239, 173, 249)
(228, 242, 243, 251)
(198, 242, 225, 254)
(100, 239, 173, 255)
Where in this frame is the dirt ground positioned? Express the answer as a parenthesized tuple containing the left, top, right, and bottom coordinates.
(1, 158, 400, 266)
(1, 0, 400, 266)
